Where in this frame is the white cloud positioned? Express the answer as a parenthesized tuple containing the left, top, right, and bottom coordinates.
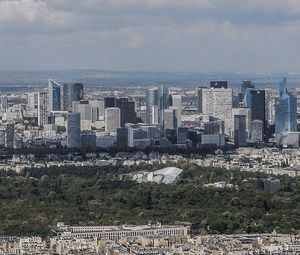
(0, 0, 73, 27)
(0, 0, 300, 71)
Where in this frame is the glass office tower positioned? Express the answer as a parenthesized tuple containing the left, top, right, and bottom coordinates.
(275, 78, 297, 134)
(48, 79, 63, 111)
(146, 88, 158, 124)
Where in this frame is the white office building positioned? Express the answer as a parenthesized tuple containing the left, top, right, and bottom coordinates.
(202, 88, 233, 134)
(105, 107, 120, 132)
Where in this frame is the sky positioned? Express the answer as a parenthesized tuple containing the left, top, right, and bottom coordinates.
(1, 0, 300, 73)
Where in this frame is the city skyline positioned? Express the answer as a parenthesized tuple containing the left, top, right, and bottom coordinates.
(4, 1, 300, 250)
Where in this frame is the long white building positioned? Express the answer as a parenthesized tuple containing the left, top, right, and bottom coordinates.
(55, 222, 188, 241)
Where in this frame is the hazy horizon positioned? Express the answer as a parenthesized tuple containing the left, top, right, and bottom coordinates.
(0, 69, 298, 92)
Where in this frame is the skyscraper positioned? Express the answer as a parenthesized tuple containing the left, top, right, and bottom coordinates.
(90, 100, 105, 119)
(67, 112, 81, 149)
(116, 97, 128, 108)
(243, 89, 266, 138)
(275, 78, 297, 135)
(164, 108, 177, 130)
(63, 83, 84, 111)
(27, 92, 38, 111)
(105, 107, 120, 132)
(5, 123, 14, 149)
(250, 120, 263, 142)
(202, 87, 233, 135)
(234, 115, 247, 147)
(117, 127, 129, 148)
(252, 90, 266, 135)
(171, 95, 182, 125)
(158, 85, 169, 129)
(232, 108, 251, 138)
(241, 80, 254, 97)
(146, 88, 158, 124)
(38, 91, 48, 127)
(48, 79, 63, 111)
(104, 97, 116, 109)
(152, 105, 159, 124)
(120, 101, 136, 127)
(75, 102, 92, 121)
(0, 97, 8, 113)
(197, 86, 206, 114)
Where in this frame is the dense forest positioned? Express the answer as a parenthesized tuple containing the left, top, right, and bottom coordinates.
(0, 163, 300, 236)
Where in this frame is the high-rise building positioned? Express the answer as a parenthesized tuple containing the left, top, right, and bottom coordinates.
(241, 80, 254, 97)
(202, 87, 233, 135)
(120, 101, 136, 127)
(164, 108, 177, 130)
(197, 86, 206, 114)
(116, 98, 128, 108)
(67, 112, 81, 149)
(105, 107, 120, 132)
(38, 91, 48, 127)
(0, 129, 5, 147)
(204, 120, 225, 135)
(152, 105, 159, 124)
(177, 126, 189, 144)
(210, 81, 228, 89)
(27, 92, 38, 111)
(158, 85, 169, 129)
(234, 115, 247, 147)
(244, 89, 266, 138)
(171, 95, 182, 125)
(251, 90, 266, 126)
(117, 127, 129, 148)
(76, 102, 92, 121)
(0, 97, 8, 113)
(90, 100, 105, 119)
(146, 88, 158, 124)
(5, 123, 14, 148)
(81, 132, 96, 150)
(63, 83, 84, 111)
(232, 108, 251, 138)
(127, 125, 150, 148)
(275, 78, 297, 135)
(266, 91, 278, 125)
(48, 79, 63, 111)
(104, 97, 116, 109)
(250, 119, 263, 142)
